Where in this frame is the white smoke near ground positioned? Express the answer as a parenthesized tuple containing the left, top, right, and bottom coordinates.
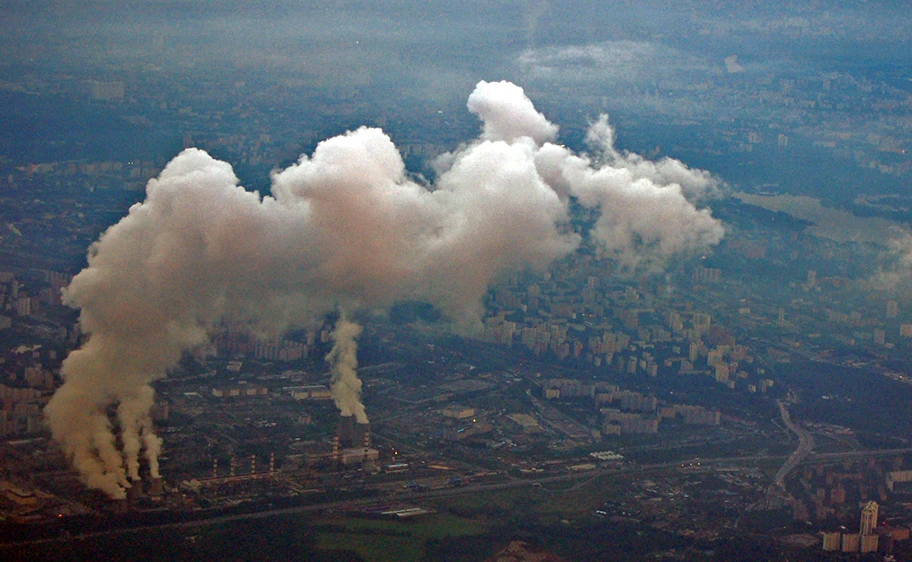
(521, 0, 550, 48)
(143, 413, 163, 479)
(517, 41, 720, 88)
(116, 385, 156, 482)
(866, 229, 912, 294)
(584, 115, 724, 201)
(535, 115, 725, 269)
(45, 79, 723, 498)
(327, 316, 367, 424)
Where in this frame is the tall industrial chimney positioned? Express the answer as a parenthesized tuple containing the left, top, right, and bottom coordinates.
(148, 477, 163, 497)
(338, 414, 356, 448)
(126, 480, 143, 502)
(356, 421, 371, 448)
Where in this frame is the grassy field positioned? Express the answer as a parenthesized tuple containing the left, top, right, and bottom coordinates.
(312, 481, 619, 562)
(433, 474, 625, 525)
(315, 512, 489, 562)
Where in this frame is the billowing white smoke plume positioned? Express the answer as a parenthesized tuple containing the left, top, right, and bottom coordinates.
(866, 229, 912, 295)
(46, 80, 723, 498)
(535, 114, 724, 269)
(466, 80, 558, 145)
(584, 115, 723, 202)
(327, 317, 367, 424)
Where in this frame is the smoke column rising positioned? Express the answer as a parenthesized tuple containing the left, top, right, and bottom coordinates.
(45, 80, 723, 498)
(327, 316, 367, 424)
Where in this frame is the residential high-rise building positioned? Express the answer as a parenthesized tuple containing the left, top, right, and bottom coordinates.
(874, 328, 886, 346)
(821, 532, 841, 551)
(841, 533, 860, 552)
(860, 500, 878, 536)
(714, 363, 730, 384)
(693, 312, 711, 331)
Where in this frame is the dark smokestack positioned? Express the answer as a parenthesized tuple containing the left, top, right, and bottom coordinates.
(356, 421, 371, 448)
(148, 477, 163, 497)
(126, 481, 143, 502)
(338, 414, 356, 448)
(332, 435, 341, 464)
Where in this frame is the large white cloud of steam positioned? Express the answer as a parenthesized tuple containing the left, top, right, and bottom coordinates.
(45, 80, 724, 498)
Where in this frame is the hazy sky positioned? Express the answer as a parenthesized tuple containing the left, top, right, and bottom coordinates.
(2, 1, 911, 201)
(4, 1, 910, 96)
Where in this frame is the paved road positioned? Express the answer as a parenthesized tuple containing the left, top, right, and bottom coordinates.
(773, 400, 814, 489)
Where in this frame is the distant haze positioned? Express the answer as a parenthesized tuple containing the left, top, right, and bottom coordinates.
(3, 1, 910, 104)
